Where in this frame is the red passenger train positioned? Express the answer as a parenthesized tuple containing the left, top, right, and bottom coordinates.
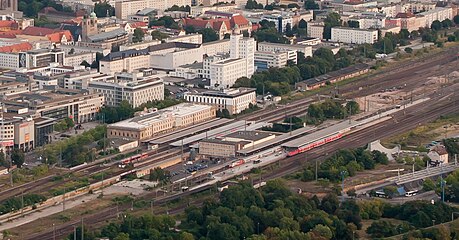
(286, 132, 346, 157)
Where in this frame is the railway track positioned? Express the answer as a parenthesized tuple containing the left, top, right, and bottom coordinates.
(4, 46, 459, 237)
(24, 85, 458, 240)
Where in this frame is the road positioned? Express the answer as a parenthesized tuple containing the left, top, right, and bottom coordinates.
(25, 81, 459, 240)
(10, 46, 459, 239)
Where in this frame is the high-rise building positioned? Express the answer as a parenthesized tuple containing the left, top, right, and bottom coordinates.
(210, 34, 255, 88)
(0, 0, 17, 11)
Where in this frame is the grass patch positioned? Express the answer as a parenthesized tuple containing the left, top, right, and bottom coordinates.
(382, 113, 459, 148)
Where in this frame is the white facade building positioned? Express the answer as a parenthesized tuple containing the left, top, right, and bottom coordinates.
(210, 34, 255, 88)
(0, 53, 19, 69)
(260, 14, 294, 33)
(184, 88, 256, 114)
(331, 27, 378, 44)
(88, 70, 164, 108)
(115, 0, 190, 19)
(99, 49, 150, 75)
(64, 52, 97, 67)
(257, 42, 312, 61)
(307, 23, 324, 39)
(254, 50, 295, 71)
(417, 7, 453, 28)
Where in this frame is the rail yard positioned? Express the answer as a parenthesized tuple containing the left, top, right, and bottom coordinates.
(2, 45, 459, 239)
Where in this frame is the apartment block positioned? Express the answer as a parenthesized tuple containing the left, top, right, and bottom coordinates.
(331, 27, 378, 44)
(88, 70, 164, 108)
(99, 49, 150, 75)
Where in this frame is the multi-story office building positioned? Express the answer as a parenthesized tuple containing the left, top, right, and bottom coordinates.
(115, 0, 189, 19)
(0, 112, 34, 152)
(257, 42, 311, 61)
(88, 69, 164, 108)
(148, 42, 203, 70)
(4, 89, 104, 123)
(260, 13, 294, 33)
(331, 27, 378, 44)
(210, 58, 247, 88)
(99, 49, 150, 75)
(19, 49, 65, 69)
(184, 88, 256, 114)
(64, 52, 97, 67)
(307, 23, 324, 39)
(107, 103, 216, 140)
(255, 50, 295, 71)
(229, 34, 255, 79)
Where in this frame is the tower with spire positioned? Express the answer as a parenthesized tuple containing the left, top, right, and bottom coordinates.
(81, 12, 98, 42)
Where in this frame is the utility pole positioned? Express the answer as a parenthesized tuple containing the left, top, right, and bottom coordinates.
(63, 187, 66, 211)
(81, 218, 84, 240)
(53, 223, 56, 240)
(74, 226, 77, 240)
(315, 158, 318, 181)
(21, 189, 24, 217)
(441, 175, 446, 203)
(341, 170, 347, 203)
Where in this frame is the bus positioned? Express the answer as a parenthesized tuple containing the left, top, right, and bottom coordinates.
(375, 191, 387, 198)
(405, 190, 418, 197)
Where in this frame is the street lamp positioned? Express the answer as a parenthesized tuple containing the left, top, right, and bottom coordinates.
(441, 177, 446, 203)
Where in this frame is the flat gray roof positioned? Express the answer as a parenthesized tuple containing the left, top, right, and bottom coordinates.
(147, 118, 233, 144)
(169, 121, 270, 147)
(225, 131, 273, 142)
(281, 120, 357, 148)
(237, 126, 316, 154)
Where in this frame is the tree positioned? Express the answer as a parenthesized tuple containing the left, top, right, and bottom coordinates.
(304, 0, 319, 10)
(114, 233, 130, 240)
(454, 15, 459, 25)
(323, 12, 341, 39)
(404, 47, 413, 53)
(383, 186, 398, 198)
(132, 28, 145, 43)
(345, 101, 360, 115)
(347, 20, 359, 28)
(11, 149, 25, 168)
(199, 28, 219, 42)
(94, 1, 115, 17)
(285, 23, 294, 37)
(245, 0, 263, 9)
(442, 19, 453, 29)
(423, 178, 436, 191)
(0, 150, 7, 168)
(151, 30, 169, 40)
(431, 20, 442, 31)
(366, 220, 397, 238)
(371, 150, 388, 165)
(80, 60, 91, 68)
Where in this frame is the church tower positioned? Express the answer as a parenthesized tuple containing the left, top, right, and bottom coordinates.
(81, 12, 98, 42)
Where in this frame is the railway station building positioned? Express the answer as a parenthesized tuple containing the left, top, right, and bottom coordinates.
(107, 103, 216, 141)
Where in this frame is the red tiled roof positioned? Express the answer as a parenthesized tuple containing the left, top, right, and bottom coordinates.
(0, 42, 32, 53)
(182, 18, 209, 29)
(22, 26, 56, 36)
(230, 15, 249, 27)
(0, 20, 16, 28)
(130, 22, 148, 28)
(0, 32, 16, 38)
(47, 30, 73, 43)
(252, 23, 260, 31)
(183, 15, 250, 32)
